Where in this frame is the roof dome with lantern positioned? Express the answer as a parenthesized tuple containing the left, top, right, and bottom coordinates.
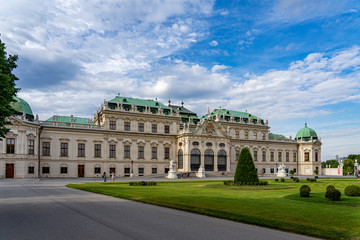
(295, 123, 318, 141)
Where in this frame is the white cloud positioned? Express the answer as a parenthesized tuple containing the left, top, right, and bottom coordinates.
(209, 40, 218, 46)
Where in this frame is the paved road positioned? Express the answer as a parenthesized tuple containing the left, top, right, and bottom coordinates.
(0, 179, 317, 240)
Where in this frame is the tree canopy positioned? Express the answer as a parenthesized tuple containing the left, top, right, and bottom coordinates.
(0, 38, 19, 139)
(321, 160, 339, 168)
(234, 147, 259, 183)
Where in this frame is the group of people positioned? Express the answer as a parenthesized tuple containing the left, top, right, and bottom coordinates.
(102, 172, 115, 182)
(355, 170, 360, 179)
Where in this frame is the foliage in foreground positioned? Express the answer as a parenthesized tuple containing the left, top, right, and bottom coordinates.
(0, 38, 19, 138)
(129, 181, 157, 186)
(325, 188, 341, 201)
(234, 148, 259, 184)
(344, 185, 360, 197)
(223, 180, 268, 186)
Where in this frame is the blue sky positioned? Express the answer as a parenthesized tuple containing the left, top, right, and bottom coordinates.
(1, 0, 360, 160)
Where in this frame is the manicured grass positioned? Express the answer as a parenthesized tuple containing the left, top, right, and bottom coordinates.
(68, 179, 360, 240)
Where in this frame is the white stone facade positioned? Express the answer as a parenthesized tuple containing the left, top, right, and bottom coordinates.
(0, 97, 322, 178)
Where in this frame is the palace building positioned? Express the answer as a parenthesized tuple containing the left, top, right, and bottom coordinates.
(0, 95, 322, 178)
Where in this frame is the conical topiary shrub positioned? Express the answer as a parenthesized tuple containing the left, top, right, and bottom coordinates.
(234, 147, 259, 183)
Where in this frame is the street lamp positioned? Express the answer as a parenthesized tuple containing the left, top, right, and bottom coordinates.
(130, 160, 134, 177)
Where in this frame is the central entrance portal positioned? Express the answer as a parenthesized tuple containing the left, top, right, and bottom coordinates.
(78, 165, 85, 177)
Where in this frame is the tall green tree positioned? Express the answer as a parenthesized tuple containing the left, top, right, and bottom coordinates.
(321, 160, 339, 168)
(343, 159, 355, 175)
(234, 147, 259, 183)
(0, 38, 19, 139)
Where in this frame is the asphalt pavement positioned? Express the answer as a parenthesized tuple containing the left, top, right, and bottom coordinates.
(0, 178, 318, 240)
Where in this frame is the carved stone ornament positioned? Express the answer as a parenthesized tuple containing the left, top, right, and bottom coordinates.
(203, 124, 216, 135)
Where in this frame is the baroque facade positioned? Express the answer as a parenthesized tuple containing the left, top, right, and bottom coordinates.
(0, 95, 322, 178)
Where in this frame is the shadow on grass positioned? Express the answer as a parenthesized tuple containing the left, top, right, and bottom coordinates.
(283, 192, 360, 207)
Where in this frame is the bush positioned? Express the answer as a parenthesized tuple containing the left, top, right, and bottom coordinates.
(274, 178, 279, 182)
(300, 189, 310, 197)
(129, 181, 157, 186)
(344, 185, 360, 197)
(280, 178, 285, 182)
(326, 185, 335, 192)
(300, 185, 311, 192)
(292, 177, 299, 181)
(326, 188, 341, 201)
(234, 148, 259, 184)
(306, 178, 310, 181)
(307, 178, 317, 182)
(294, 178, 299, 182)
(223, 180, 268, 186)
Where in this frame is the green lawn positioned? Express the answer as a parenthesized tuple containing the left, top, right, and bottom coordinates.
(68, 178, 360, 240)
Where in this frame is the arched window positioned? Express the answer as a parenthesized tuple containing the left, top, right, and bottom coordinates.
(204, 149, 214, 171)
(218, 150, 227, 171)
(178, 149, 183, 169)
(190, 149, 201, 171)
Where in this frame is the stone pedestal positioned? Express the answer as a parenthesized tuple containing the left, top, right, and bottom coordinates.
(196, 165, 206, 178)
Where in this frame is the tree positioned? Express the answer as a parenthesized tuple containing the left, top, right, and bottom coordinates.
(321, 160, 339, 168)
(234, 147, 259, 183)
(0, 37, 19, 139)
(348, 154, 360, 162)
(343, 159, 355, 175)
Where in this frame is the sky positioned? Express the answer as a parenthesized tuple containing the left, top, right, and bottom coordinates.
(1, 0, 360, 161)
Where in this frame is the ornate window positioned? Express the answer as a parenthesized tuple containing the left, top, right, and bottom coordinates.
(219, 143, 225, 147)
(164, 125, 170, 134)
(94, 144, 101, 157)
(192, 141, 199, 146)
(254, 151, 258, 161)
(204, 149, 214, 171)
(109, 120, 116, 130)
(235, 131, 239, 139)
(262, 151, 266, 162)
(262, 133, 266, 140)
(152, 124, 157, 133)
(315, 152, 319, 162)
(218, 150, 227, 171)
(152, 147, 157, 159)
(28, 166, 34, 174)
(60, 167, 68, 174)
(124, 145, 130, 158)
(278, 152, 282, 162)
(124, 122, 130, 131)
(152, 168, 157, 174)
(42, 167, 50, 174)
(42, 142, 50, 156)
(138, 123, 144, 132)
(138, 167, 144, 176)
(60, 143, 68, 157)
(270, 152, 274, 162)
(164, 147, 170, 159)
(253, 133, 257, 140)
(109, 145, 116, 158)
(245, 132, 249, 140)
(78, 143, 85, 157)
(6, 138, 15, 154)
(94, 167, 101, 174)
(293, 152, 297, 162)
(178, 150, 183, 169)
(28, 140, 34, 155)
(138, 146, 144, 159)
(206, 142, 213, 147)
(235, 150, 240, 161)
(190, 149, 201, 171)
(305, 152, 310, 161)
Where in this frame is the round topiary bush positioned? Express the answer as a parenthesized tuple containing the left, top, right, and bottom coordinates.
(326, 185, 335, 192)
(280, 178, 285, 182)
(294, 178, 299, 182)
(344, 185, 360, 197)
(300, 185, 311, 192)
(326, 188, 341, 201)
(275, 178, 279, 182)
(300, 189, 310, 197)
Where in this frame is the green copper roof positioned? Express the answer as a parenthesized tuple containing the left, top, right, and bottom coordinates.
(203, 108, 264, 124)
(46, 115, 94, 125)
(295, 123, 318, 139)
(109, 96, 171, 110)
(10, 96, 33, 116)
(269, 133, 289, 140)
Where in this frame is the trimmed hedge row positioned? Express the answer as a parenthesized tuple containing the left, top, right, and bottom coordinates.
(223, 180, 268, 186)
(129, 181, 157, 186)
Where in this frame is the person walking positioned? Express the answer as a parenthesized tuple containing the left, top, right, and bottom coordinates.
(102, 172, 107, 182)
(111, 172, 115, 182)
